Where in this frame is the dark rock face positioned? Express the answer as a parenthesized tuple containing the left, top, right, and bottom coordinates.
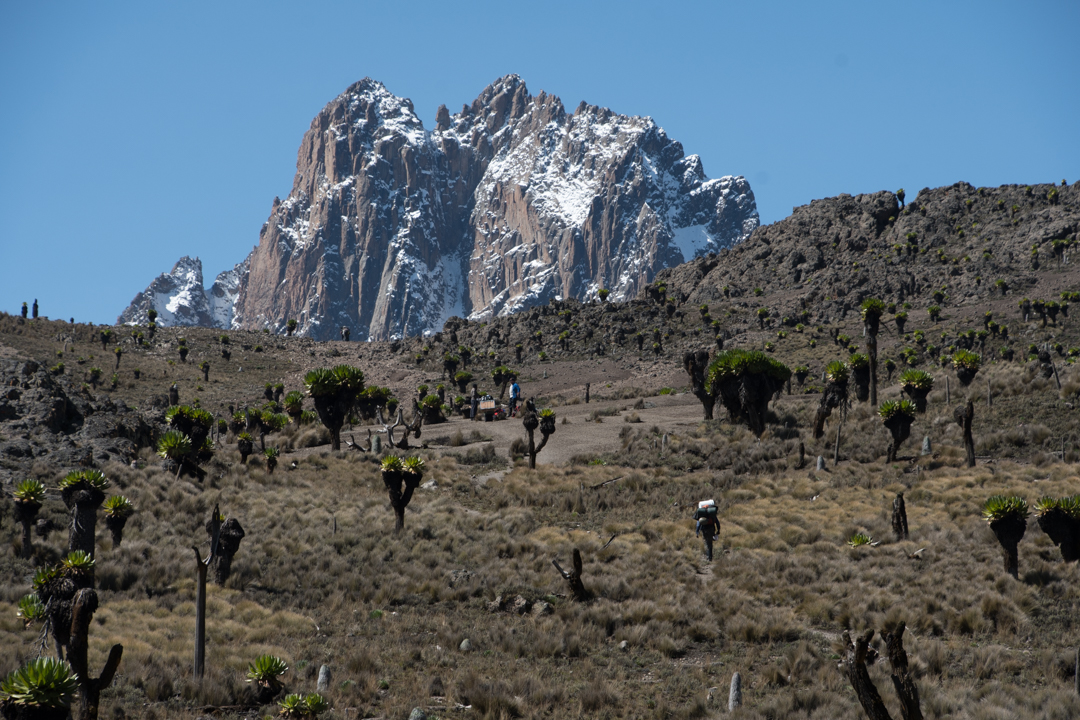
(0, 360, 155, 475)
(123, 76, 757, 340)
(656, 182, 1080, 322)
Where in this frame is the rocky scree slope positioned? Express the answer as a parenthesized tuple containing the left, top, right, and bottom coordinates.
(0, 359, 156, 479)
(656, 181, 1080, 324)
(121, 75, 757, 340)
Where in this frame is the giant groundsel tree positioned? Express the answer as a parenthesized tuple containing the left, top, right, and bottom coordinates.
(861, 298, 885, 406)
(304, 365, 365, 451)
(705, 349, 791, 436)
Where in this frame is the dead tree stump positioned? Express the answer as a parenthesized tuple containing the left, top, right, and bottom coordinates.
(68, 589, 124, 720)
(377, 405, 422, 450)
(953, 401, 975, 468)
(552, 548, 589, 602)
(840, 630, 893, 720)
(728, 672, 742, 711)
(882, 623, 923, 720)
(210, 518, 245, 585)
(193, 506, 221, 680)
(892, 493, 909, 541)
(683, 350, 716, 420)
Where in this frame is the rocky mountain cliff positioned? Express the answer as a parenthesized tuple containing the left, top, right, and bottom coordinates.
(120, 76, 757, 339)
(117, 256, 248, 328)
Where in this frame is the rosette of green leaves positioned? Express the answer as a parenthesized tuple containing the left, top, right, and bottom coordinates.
(103, 495, 134, 519)
(245, 654, 288, 686)
(982, 496, 1029, 523)
(899, 369, 934, 391)
(32, 566, 60, 594)
(381, 455, 404, 473)
(705, 349, 792, 393)
(166, 405, 214, 429)
(58, 469, 110, 492)
(824, 360, 848, 384)
(14, 479, 46, 504)
(61, 550, 94, 576)
(0, 658, 79, 709)
(878, 399, 917, 420)
(283, 391, 304, 417)
(261, 411, 289, 432)
(847, 533, 874, 547)
(279, 694, 306, 717)
(304, 693, 330, 715)
(157, 430, 193, 462)
(952, 349, 981, 372)
(16, 594, 46, 626)
(279, 692, 330, 718)
(1034, 496, 1080, 517)
(860, 298, 886, 324)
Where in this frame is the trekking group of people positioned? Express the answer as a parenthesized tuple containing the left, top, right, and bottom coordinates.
(466, 376, 522, 420)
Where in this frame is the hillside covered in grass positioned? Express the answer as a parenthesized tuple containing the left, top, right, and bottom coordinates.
(2, 180, 1080, 720)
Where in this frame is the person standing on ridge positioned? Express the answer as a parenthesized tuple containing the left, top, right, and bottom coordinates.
(509, 377, 521, 417)
(694, 500, 720, 562)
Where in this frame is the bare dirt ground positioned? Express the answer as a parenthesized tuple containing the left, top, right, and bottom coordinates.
(361, 353, 689, 414)
(423, 391, 702, 466)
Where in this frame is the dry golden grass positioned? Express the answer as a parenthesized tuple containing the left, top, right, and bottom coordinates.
(4, 313, 1080, 719)
(4, 434, 1080, 719)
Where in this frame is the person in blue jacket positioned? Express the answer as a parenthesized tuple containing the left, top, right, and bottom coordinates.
(509, 377, 522, 417)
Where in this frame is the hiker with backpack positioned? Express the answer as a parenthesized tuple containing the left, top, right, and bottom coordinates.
(694, 500, 720, 562)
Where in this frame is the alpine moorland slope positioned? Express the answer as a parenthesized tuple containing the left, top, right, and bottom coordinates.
(3, 179, 1080, 720)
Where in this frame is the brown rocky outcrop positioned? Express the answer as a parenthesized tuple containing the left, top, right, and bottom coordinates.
(655, 182, 1079, 324)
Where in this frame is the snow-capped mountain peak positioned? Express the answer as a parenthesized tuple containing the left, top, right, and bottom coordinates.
(120, 77, 757, 338)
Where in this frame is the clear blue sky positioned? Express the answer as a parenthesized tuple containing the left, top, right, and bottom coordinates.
(2, 0, 1077, 324)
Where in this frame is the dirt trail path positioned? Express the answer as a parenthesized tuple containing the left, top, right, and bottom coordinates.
(426, 392, 702, 465)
